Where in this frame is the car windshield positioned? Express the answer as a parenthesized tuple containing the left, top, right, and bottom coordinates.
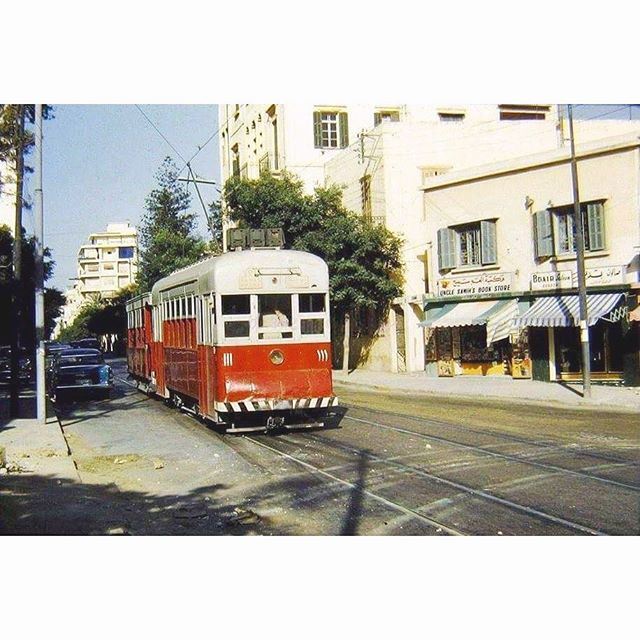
(58, 353, 104, 366)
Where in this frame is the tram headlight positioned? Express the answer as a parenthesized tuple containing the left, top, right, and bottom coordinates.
(269, 349, 284, 365)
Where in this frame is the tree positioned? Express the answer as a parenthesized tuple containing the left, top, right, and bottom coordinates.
(0, 224, 64, 346)
(137, 157, 207, 292)
(222, 172, 404, 369)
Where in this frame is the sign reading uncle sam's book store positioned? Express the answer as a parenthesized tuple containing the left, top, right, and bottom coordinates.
(436, 272, 514, 297)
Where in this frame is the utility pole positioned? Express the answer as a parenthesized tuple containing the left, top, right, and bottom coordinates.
(177, 170, 220, 244)
(567, 105, 591, 398)
(10, 105, 25, 418)
(34, 105, 46, 423)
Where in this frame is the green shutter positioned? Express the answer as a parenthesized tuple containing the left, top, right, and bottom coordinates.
(587, 202, 605, 251)
(313, 111, 322, 148)
(339, 111, 349, 148)
(437, 227, 457, 270)
(480, 220, 497, 265)
(534, 209, 554, 258)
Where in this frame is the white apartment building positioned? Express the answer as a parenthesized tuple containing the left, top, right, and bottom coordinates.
(76, 222, 138, 298)
(54, 222, 138, 337)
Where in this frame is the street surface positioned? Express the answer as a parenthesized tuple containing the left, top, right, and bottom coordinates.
(1, 359, 638, 535)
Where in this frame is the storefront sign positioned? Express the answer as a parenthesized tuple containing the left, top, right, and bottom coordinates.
(436, 272, 514, 297)
(530, 271, 573, 291)
(531, 265, 627, 291)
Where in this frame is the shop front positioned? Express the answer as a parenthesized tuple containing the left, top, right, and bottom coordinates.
(514, 291, 633, 383)
(422, 297, 529, 377)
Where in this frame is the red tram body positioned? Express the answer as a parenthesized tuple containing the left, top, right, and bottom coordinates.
(126, 249, 337, 431)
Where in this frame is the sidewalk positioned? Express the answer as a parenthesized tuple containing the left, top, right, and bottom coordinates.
(0, 414, 79, 480)
(332, 369, 640, 412)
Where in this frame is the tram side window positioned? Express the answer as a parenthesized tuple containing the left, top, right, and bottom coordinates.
(221, 294, 251, 339)
(299, 293, 326, 336)
(258, 294, 293, 339)
(299, 293, 325, 313)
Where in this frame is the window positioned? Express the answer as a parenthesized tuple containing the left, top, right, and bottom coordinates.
(119, 247, 134, 259)
(221, 294, 251, 340)
(499, 104, 550, 121)
(438, 112, 465, 122)
(299, 293, 325, 313)
(374, 110, 400, 126)
(313, 110, 349, 149)
(437, 220, 497, 271)
(258, 294, 293, 340)
(231, 144, 240, 177)
(533, 202, 605, 259)
(457, 225, 481, 266)
(298, 294, 326, 336)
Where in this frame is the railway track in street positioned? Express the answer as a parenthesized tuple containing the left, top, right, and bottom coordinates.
(242, 431, 610, 536)
(341, 414, 640, 492)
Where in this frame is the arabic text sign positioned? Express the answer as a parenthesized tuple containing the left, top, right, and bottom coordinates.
(437, 272, 514, 297)
(531, 265, 626, 291)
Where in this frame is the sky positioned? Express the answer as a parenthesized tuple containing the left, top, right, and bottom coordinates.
(22, 104, 219, 292)
(22, 103, 640, 294)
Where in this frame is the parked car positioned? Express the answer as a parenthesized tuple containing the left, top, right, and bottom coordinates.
(0, 345, 34, 385)
(47, 348, 114, 401)
(69, 338, 102, 351)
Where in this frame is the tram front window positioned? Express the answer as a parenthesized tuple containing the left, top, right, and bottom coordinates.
(224, 321, 250, 338)
(258, 294, 292, 339)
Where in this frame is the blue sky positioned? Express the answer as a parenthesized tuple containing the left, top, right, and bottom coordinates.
(24, 103, 639, 293)
(22, 104, 219, 292)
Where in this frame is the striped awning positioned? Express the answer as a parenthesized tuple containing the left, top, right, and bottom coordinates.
(422, 298, 519, 346)
(513, 293, 624, 328)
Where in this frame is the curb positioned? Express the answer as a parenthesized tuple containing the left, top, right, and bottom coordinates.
(332, 379, 640, 414)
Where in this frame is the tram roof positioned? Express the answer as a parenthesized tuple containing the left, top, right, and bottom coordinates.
(150, 249, 329, 302)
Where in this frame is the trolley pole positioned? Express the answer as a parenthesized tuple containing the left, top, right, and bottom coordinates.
(567, 105, 591, 398)
(34, 104, 46, 423)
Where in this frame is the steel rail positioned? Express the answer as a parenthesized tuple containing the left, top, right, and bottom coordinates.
(276, 432, 608, 536)
(342, 401, 639, 467)
(343, 415, 639, 492)
(242, 435, 465, 536)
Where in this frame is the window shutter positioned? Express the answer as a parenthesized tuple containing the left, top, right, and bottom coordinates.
(480, 220, 497, 265)
(374, 112, 382, 127)
(339, 111, 349, 148)
(534, 209, 554, 258)
(437, 227, 456, 270)
(313, 111, 322, 148)
(587, 202, 605, 251)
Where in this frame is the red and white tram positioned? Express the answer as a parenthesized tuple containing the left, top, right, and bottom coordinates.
(126, 248, 338, 432)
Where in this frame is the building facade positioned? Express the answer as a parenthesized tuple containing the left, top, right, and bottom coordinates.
(420, 133, 640, 386)
(0, 160, 16, 233)
(54, 223, 139, 337)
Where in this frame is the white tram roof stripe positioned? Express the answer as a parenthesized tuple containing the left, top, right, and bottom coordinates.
(150, 250, 329, 303)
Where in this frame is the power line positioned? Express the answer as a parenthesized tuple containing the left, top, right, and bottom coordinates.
(134, 104, 188, 163)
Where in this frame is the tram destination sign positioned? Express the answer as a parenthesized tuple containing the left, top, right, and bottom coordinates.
(436, 272, 514, 297)
(531, 265, 627, 291)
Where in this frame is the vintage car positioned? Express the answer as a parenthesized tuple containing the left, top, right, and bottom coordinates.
(47, 348, 114, 401)
(0, 345, 34, 386)
(69, 338, 103, 351)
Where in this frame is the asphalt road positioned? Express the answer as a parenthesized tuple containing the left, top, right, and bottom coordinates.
(4, 360, 638, 535)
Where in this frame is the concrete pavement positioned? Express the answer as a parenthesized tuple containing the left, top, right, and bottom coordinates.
(332, 369, 640, 412)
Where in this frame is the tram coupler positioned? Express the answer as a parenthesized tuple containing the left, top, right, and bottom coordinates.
(266, 416, 285, 432)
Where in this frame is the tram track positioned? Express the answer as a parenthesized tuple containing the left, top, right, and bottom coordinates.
(341, 414, 640, 492)
(342, 401, 639, 467)
(243, 432, 609, 536)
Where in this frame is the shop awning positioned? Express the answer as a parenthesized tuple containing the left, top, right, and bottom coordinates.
(513, 293, 624, 328)
(421, 298, 520, 346)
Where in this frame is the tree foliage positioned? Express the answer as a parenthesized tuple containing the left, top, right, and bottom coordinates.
(137, 157, 207, 292)
(0, 224, 64, 345)
(222, 172, 404, 333)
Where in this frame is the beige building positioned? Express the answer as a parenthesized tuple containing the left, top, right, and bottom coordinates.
(0, 160, 16, 233)
(420, 132, 640, 386)
(76, 222, 138, 298)
(54, 223, 138, 337)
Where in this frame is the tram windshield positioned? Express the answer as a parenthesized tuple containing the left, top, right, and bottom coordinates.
(258, 294, 293, 339)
